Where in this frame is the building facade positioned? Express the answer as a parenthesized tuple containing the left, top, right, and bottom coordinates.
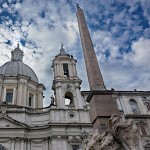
(0, 44, 93, 150)
(114, 91, 150, 149)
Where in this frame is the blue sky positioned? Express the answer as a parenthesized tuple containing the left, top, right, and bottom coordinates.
(0, 0, 150, 106)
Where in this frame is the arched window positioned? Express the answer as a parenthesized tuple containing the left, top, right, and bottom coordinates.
(129, 99, 140, 114)
(63, 63, 69, 77)
(145, 102, 150, 111)
(65, 92, 74, 108)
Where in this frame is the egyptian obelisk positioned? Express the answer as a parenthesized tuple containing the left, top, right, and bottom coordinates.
(76, 5, 119, 128)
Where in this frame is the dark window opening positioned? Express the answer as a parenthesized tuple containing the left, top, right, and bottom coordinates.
(29, 93, 33, 107)
(63, 63, 69, 77)
(70, 113, 74, 118)
(6, 89, 13, 103)
(65, 92, 74, 108)
(72, 145, 80, 150)
(129, 99, 140, 114)
(29, 97, 32, 107)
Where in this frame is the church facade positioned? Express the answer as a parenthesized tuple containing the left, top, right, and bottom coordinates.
(0, 44, 93, 149)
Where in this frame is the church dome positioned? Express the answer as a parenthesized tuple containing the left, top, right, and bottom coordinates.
(0, 61, 38, 83)
(0, 44, 38, 83)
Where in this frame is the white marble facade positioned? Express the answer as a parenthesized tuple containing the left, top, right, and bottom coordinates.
(0, 45, 93, 150)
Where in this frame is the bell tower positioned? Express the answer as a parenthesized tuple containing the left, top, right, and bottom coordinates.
(52, 44, 86, 109)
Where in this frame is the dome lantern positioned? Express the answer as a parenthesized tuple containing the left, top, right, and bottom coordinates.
(11, 44, 24, 61)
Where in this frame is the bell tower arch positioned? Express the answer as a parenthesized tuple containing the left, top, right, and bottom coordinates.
(52, 44, 86, 109)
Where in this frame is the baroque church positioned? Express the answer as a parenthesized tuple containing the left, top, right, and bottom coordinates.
(0, 6, 150, 150)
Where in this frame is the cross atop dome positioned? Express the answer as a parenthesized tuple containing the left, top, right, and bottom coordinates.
(17, 43, 19, 48)
(59, 42, 67, 55)
(11, 43, 24, 61)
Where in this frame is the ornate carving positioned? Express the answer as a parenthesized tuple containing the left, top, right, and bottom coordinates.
(51, 135, 67, 140)
(0, 102, 8, 115)
(50, 95, 55, 105)
(65, 84, 72, 91)
(83, 114, 140, 150)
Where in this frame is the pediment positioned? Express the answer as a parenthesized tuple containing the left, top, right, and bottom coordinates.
(0, 115, 28, 128)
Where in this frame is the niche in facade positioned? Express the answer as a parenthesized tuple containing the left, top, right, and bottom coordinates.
(28, 93, 34, 107)
(65, 92, 74, 107)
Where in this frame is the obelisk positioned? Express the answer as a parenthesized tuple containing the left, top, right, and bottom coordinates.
(76, 5, 106, 91)
(76, 5, 119, 128)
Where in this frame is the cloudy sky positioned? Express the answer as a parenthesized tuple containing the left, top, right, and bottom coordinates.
(0, 0, 150, 106)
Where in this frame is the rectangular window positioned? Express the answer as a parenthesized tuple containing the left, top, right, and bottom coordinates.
(29, 93, 33, 107)
(29, 97, 32, 107)
(63, 63, 69, 77)
(6, 89, 13, 103)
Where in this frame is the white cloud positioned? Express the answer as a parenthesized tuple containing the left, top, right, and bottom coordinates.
(2, 2, 8, 9)
(92, 30, 120, 61)
(127, 38, 150, 67)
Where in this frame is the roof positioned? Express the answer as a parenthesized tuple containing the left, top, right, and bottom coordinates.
(0, 44, 39, 83)
(0, 61, 39, 83)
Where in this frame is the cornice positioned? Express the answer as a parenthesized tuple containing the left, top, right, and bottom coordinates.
(82, 90, 150, 102)
(125, 114, 150, 119)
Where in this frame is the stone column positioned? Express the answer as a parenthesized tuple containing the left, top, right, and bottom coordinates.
(11, 139, 15, 150)
(22, 83, 27, 106)
(20, 139, 24, 150)
(12, 88, 16, 105)
(2, 87, 6, 102)
(58, 86, 65, 109)
(33, 94, 35, 108)
(17, 83, 23, 105)
(54, 64, 57, 77)
(68, 63, 73, 77)
(60, 64, 64, 77)
(44, 138, 49, 150)
(27, 90, 29, 106)
(37, 90, 43, 108)
(62, 140, 68, 150)
(51, 140, 57, 150)
(57, 64, 61, 76)
(75, 85, 83, 109)
(0, 79, 3, 101)
(73, 63, 77, 77)
(27, 139, 31, 150)
(55, 87, 59, 107)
